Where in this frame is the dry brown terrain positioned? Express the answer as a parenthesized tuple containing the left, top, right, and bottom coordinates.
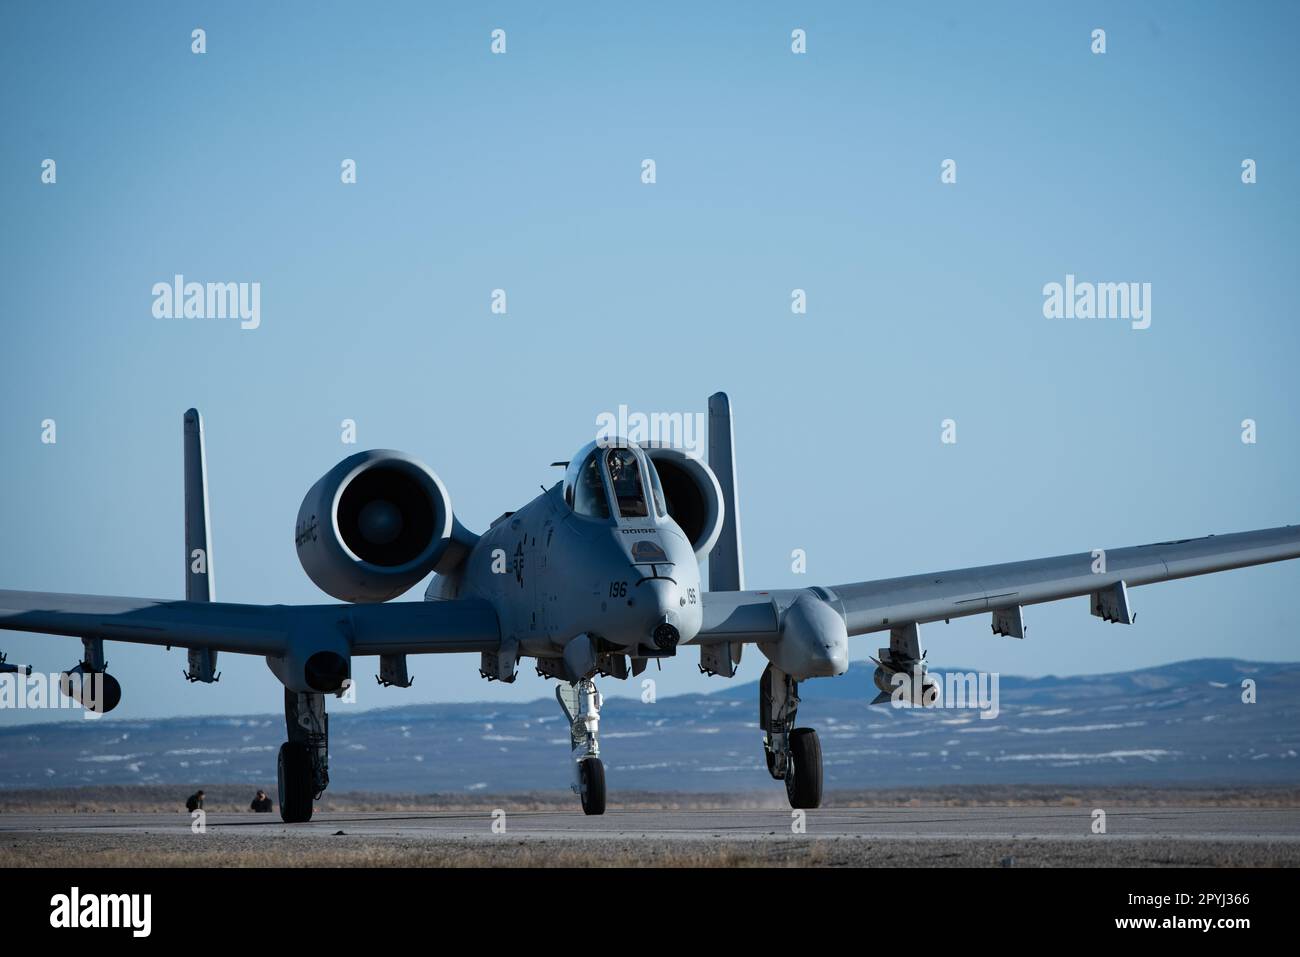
(4, 832, 1297, 868)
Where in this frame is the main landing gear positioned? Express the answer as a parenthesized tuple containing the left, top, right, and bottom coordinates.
(557, 678, 606, 815)
(760, 663, 823, 809)
(278, 689, 330, 823)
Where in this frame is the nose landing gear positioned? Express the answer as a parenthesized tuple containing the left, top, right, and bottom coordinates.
(760, 663, 823, 809)
(557, 678, 606, 815)
(578, 755, 606, 815)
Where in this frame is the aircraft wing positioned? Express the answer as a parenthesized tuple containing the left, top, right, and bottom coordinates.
(0, 591, 500, 657)
(697, 524, 1300, 643)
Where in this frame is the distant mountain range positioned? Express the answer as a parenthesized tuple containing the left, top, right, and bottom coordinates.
(1, 658, 1296, 793)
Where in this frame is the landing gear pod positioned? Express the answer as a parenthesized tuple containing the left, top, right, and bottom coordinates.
(759, 591, 849, 680)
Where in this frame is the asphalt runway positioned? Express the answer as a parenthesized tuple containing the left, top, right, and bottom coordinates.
(4, 806, 1298, 839)
(3, 808, 1297, 866)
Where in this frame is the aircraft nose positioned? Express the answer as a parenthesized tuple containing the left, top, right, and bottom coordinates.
(636, 576, 682, 650)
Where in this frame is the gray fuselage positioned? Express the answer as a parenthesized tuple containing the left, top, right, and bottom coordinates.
(433, 468, 703, 661)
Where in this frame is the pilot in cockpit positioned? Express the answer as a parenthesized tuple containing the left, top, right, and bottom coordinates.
(606, 448, 648, 518)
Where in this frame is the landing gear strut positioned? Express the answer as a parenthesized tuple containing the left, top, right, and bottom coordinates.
(557, 678, 606, 815)
(760, 663, 822, 809)
(279, 689, 329, 823)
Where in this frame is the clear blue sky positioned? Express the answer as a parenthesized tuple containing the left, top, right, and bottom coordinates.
(2, 1, 1297, 724)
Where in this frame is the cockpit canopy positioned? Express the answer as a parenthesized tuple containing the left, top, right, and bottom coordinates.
(563, 439, 667, 522)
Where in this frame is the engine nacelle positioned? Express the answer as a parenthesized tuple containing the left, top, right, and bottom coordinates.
(641, 446, 725, 562)
(296, 449, 455, 602)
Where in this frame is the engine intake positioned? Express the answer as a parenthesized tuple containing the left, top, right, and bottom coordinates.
(337, 464, 437, 567)
(641, 446, 724, 561)
(296, 450, 455, 602)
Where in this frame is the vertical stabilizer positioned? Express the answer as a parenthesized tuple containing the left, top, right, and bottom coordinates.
(183, 409, 219, 682)
(707, 392, 744, 591)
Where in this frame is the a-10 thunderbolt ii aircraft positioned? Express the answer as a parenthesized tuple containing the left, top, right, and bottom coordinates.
(2, 394, 1300, 821)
